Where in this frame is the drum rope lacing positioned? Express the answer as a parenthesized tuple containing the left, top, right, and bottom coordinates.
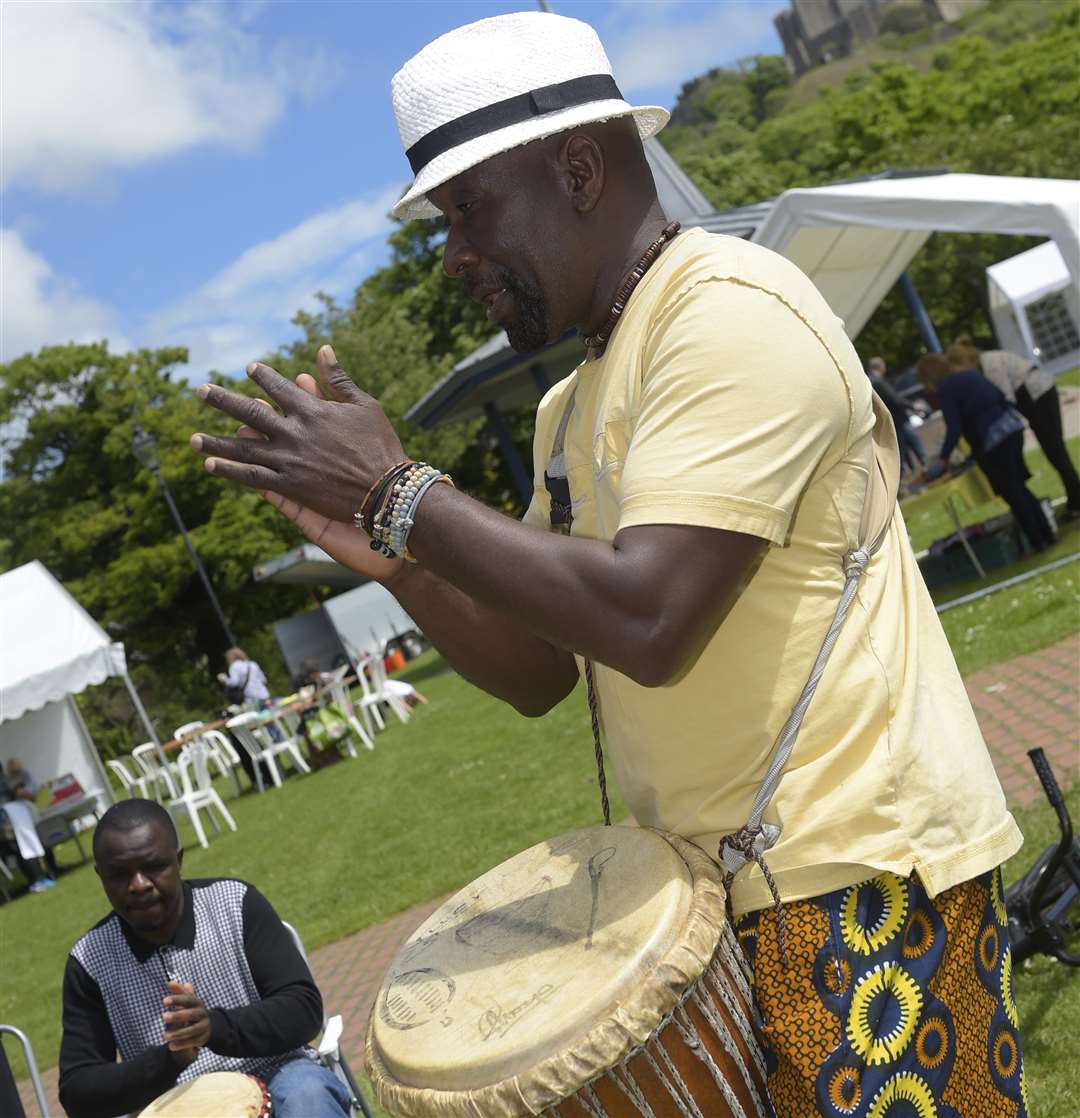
(584, 658, 612, 826)
(542, 922, 770, 1118)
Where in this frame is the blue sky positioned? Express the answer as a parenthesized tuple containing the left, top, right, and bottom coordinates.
(2, 0, 786, 378)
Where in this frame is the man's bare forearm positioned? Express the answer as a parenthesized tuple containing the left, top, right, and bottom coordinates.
(385, 563, 580, 716)
(401, 486, 764, 688)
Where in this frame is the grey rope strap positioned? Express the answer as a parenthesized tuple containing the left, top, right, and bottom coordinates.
(717, 547, 874, 966)
(718, 396, 900, 966)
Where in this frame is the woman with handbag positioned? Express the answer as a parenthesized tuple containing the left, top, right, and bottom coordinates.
(918, 353, 1055, 551)
(217, 647, 270, 708)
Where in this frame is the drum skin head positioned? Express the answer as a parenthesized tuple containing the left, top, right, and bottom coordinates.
(138, 1071, 270, 1117)
(367, 826, 729, 1116)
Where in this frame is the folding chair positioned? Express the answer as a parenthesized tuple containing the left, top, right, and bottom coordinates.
(367, 655, 412, 725)
(199, 728, 245, 797)
(318, 680, 374, 753)
(0, 1024, 50, 1117)
(282, 922, 374, 1118)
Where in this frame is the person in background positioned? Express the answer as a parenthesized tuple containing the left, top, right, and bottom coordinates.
(918, 353, 1055, 551)
(217, 648, 271, 708)
(59, 799, 349, 1117)
(0, 764, 57, 893)
(948, 335, 1080, 520)
(866, 355, 926, 473)
(6, 757, 38, 798)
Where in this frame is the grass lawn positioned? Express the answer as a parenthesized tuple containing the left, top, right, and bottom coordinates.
(899, 425, 1080, 675)
(935, 524, 1079, 677)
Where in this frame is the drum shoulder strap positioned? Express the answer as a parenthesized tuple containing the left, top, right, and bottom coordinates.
(719, 393, 900, 880)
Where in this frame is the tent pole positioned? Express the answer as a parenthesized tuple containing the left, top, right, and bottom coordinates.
(898, 270, 942, 353)
(68, 696, 116, 808)
(121, 670, 161, 750)
(484, 401, 533, 507)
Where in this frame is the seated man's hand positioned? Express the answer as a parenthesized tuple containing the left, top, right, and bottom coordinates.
(162, 981, 211, 1055)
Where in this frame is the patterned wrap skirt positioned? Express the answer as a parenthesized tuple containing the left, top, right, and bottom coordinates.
(734, 868, 1027, 1117)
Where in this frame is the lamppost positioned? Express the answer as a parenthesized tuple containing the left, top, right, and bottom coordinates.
(131, 426, 238, 648)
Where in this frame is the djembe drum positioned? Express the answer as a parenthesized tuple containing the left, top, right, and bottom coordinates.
(366, 826, 770, 1117)
(138, 1071, 271, 1117)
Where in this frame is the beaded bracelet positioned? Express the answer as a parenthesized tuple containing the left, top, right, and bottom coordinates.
(383, 464, 437, 556)
(390, 466, 449, 562)
(372, 462, 430, 556)
(357, 459, 413, 536)
(357, 459, 452, 562)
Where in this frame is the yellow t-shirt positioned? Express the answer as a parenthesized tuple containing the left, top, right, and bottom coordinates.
(524, 227, 1021, 917)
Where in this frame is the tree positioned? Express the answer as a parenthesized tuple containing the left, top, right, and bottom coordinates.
(0, 342, 311, 756)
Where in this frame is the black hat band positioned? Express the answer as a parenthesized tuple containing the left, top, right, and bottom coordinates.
(405, 73, 623, 176)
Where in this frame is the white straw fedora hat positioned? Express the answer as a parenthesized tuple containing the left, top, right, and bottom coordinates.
(391, 11, 668, 221)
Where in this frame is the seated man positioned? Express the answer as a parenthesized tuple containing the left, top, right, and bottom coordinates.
(59, 799, 350, 1118)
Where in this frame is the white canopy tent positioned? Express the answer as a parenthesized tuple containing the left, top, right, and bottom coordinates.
(986, 241, 1080, 374)
(0, 561, 158, 806)
(752, 173, 1080, 339)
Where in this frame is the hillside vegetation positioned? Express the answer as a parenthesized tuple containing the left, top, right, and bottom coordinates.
(660, 0, 1079, 365)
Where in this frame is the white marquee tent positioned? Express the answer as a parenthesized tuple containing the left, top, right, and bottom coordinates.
(752, 173, 1080, 339)
(986, 241, 1080, 374)
(0, 561, 157, 806)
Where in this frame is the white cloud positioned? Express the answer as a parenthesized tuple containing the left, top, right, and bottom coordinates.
(0, 185, 399, 374)
(0, 228, 130, 361)
(147, 186, 402, 377)
(0, 1, 334, 193)
(606, 0, 788, 95)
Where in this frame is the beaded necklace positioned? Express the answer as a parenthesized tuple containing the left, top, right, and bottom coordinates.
(580, 220, 681, 352)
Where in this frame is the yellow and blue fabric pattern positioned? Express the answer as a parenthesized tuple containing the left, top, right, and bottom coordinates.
(734, 868, 1026, 1117)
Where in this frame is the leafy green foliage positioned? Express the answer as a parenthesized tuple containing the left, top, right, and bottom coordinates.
(0, 342, 310, 754)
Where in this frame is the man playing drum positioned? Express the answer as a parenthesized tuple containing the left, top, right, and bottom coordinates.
(59, 800, 350, 1117)
(191, 12, 1027, 1115)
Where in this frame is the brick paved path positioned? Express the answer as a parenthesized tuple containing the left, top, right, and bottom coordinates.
(18, 635, 1079, 1116)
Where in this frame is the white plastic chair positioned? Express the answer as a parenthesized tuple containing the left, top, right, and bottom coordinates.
(318, 680, 374, 753)
(225, 712, 310, 793)
(106, 758, 150, 799)
(367, 654, 412, 725)
(200, 728, 245, 797)
(281, 922, 373, 1118)
(178, 724, 241, 797)
(166, 740, 237, 850)
(130, 743, 179, 802)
